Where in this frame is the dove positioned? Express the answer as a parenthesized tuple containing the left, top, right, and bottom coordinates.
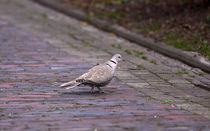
(60, 54, 122, 93)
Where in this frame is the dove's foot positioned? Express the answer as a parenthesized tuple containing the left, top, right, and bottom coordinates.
(90, 87, 104, 94)
(99, 90, 105, 93)
(90, 87, 95, 94)
(97, 87, 105, 93)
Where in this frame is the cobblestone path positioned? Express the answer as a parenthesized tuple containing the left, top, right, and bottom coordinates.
(0, 0, 210, 131)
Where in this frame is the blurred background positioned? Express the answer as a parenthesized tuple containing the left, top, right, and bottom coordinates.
(57, 0, 210, 60)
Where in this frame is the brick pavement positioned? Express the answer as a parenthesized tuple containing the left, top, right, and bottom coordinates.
(0, 0, 210, 130)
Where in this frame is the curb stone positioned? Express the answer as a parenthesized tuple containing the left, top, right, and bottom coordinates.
(33, 0, 210, 73)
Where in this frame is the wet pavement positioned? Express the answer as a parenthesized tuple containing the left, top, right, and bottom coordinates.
(0, 0, 210, 130)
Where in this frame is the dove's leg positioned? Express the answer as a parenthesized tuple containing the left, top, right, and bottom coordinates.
(97, 87, 104, 93)
(90, 86, 95, 93)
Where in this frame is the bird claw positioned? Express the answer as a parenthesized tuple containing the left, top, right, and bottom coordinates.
(99, 90, 105, 93)
(97, 87, 105, 94)
(90, 87, 95, 94)
(90, 90, 104, 94)
(90, 87, 105, 94)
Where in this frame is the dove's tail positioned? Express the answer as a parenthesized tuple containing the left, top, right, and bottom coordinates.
(60, 80, 81, 89)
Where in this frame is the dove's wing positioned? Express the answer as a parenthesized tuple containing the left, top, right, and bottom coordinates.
(77, 63, 114, 85)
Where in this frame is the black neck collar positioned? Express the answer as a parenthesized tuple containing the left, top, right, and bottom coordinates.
(110, 60, 117, 64)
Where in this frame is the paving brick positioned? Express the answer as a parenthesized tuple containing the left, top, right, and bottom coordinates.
(0, 65, 19, 68)
(22, 64, 46, 67)
(169, 79, 191, 84)
(7, 95, 53, 98)
(0, 83, 13, 88)
(115, 71, 139, 80)
(127, 82, 150, 88)
(155, 105, 177, 109)
(164, 115, 201, 119)
(2, 83, 49, 85)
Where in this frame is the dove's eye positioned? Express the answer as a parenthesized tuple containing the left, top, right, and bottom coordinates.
(118, 56, 121, 58)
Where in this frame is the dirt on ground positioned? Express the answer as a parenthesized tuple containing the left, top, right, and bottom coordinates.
(57, 0, 210, 59)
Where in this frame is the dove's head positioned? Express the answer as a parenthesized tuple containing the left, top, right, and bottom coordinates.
(111, 54, 122, 63)
(107, 54, 122, 70)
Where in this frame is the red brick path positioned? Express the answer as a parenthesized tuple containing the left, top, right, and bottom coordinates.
(0, 20, 209, 131)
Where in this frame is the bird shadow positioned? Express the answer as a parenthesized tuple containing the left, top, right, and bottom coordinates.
(60, 90, 114, 96)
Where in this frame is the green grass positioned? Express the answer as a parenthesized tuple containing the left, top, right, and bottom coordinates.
(52, 79, 57, 82)
(67, 42, 78, 49)
(111, 44, 116, 47)
(165, 32, 177, 40)
(198, 40, 210, 59)
(55, 106, 61, 110)
(133, 50, 144, 56)
(137, 64, 144, 68)
(129, 86, 135, 88)
(138, 28, 149, 33)
(165, 32, 210, 59)
(41, 13, 48, 19)
(198, 72, 204, 76)
(83, 42, 89, 47)
(145, 0, 158, 5)
(88, 98, 95, 100)
(186, 79, 192, 83)
(124, 49, 132, 55)
(25, 88, 34, 92)
(117, 45, 122, 49)
(100, 0, 129, 5)
(165, 33, 193, 51)
(114, 0, 129, 5)
(150, 60, 157, 65)
(141, 56, 148, 60)
(174, 39, 193, 50)
(161, 100, 174, 104)
(147, 96, 152, 100)
(176, 71, 183, 75)
(104, 12, 123, 21)
(189, 75, 195, 78)
(148, 23, 162, 32)
(112, 13, 122, 20)
(206, 15, 210, 22)
(176, 70, 189, 76)
(95, 3, 104, 8)
(111, 44, 122, 49)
